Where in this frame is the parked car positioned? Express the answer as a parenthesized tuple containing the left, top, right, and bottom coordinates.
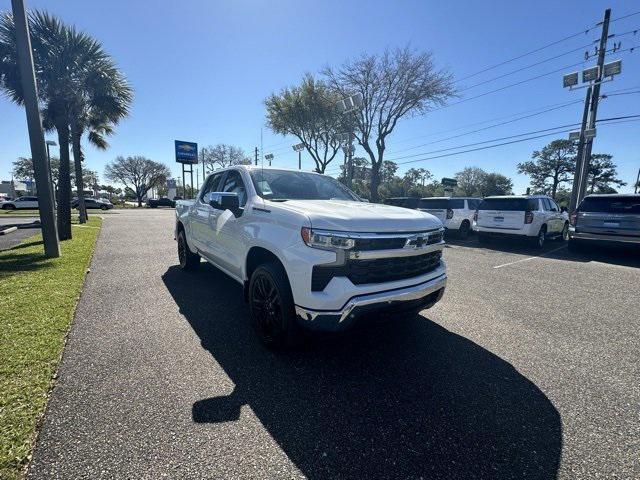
(473, 195, 568, 248)
(0, 196, 38, 210)
(71, 197, 114, 210)
(418, 197, 481, 239)
(175, 166, 446, 348)
(383, 197, 420, 209)
(568, 194, 640, 251)
(147, 197, 176, 208)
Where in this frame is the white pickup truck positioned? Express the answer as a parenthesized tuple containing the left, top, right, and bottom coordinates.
(175, 166, 447, 348)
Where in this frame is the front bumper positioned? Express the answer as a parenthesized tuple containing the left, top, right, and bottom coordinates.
(295, 273, 447, 331)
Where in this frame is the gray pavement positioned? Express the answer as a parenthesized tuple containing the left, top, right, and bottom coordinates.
(27, 209, 639, 479)
(0, 217, 40, 251)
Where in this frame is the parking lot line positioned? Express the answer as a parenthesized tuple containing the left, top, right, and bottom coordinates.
(493, 245, 567, 269)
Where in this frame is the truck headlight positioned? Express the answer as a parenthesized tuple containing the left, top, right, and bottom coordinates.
(300, 227, 356, 250)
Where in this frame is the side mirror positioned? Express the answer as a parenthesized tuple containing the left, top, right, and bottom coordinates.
(560, 206, 568, 213)
(209, 192, 240, 213)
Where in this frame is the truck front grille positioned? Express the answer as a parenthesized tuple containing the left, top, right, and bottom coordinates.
(311, 251, 442, 291)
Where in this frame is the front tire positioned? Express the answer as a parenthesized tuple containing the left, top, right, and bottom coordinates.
(560, 222, 569, 242)
(249, 262, 301, 349)
(2, 204, 16, 210)
(177, 230, 200, 271)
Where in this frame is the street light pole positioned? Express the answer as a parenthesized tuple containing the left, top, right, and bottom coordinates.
(578, 8, 611, 206)
(11, 0, 59, 257)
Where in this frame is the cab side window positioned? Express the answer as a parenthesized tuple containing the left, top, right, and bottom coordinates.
(221, 171, 247, 207)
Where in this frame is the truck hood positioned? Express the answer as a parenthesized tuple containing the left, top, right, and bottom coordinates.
(270, 199, 442, 232)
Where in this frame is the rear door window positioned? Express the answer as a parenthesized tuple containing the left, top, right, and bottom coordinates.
(419, 199, 449, 209)
(579, 196, 640, 214)
(467, 199, 481, 210)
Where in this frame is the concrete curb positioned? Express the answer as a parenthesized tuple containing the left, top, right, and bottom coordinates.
(0, 226, 18, 235)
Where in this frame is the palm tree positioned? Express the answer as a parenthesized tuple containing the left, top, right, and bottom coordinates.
(0, 11, 132, 234)
(68, 43, 132, 223)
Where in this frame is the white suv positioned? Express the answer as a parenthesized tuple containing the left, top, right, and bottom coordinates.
(473, 195, 568, 248)
(418, 197, 481, 239)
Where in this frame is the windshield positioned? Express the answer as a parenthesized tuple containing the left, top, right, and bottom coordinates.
(250, 169, 360, 201)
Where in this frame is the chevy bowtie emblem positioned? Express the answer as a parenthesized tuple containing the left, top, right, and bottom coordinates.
(406, 235, 427, 248)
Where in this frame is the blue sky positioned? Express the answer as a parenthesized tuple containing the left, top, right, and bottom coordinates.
(1, 0, 639, 193)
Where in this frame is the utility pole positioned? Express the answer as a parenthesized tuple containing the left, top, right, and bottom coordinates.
(569, 85, 593, 213)
(255, 147, 259, 166)
(11, 0, 59, 257)
(634, 167, 639, 194)
(578, 8, 611, 206)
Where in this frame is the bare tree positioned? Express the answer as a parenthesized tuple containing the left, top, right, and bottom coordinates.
(265, 74, 347, 173)
(324, 47, 455, 201)
(200, 144, 251, 172)
(104, 156, 170, 207)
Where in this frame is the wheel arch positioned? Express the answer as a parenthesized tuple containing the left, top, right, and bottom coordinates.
(244, 246, 289, 302)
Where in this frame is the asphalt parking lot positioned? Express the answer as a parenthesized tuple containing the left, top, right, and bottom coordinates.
(28, 209, 639, 479)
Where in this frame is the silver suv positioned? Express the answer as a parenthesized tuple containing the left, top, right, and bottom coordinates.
(569, 194, 640, 251)
(418, 197, 481, 239)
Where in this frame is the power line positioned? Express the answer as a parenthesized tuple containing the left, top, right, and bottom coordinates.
(610, 11, 640, 24)
(602, 90, 640, 97)
(393, 118, 640, 168)
(455, 26, 597, 83)
(387, 114, 640, 162)
(387, 100, 584, 156)
(458, 44, 591, 92)
(385, 122, 582, 162)
(324, 115, 640, 175)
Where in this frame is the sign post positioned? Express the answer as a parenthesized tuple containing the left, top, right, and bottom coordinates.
(175, 140, 198, 199)
(441, 177, 457, 197)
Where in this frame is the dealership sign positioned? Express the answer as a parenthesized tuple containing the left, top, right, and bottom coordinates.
(175, 140, 198, 164)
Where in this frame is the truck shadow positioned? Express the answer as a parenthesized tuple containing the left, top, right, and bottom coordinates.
(162, 264, 562, 479)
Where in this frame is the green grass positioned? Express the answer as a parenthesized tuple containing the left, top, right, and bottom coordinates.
(0, 217, 102, 480)
(0, 210, 40, 216)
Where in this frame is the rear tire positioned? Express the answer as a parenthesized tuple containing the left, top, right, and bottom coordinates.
(249, 262, 301, 349)
(177, 230, 200, 271)
(531, 225, 546, 249)
(2, 204, 15, 210)
(458, 220, 471, 239)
